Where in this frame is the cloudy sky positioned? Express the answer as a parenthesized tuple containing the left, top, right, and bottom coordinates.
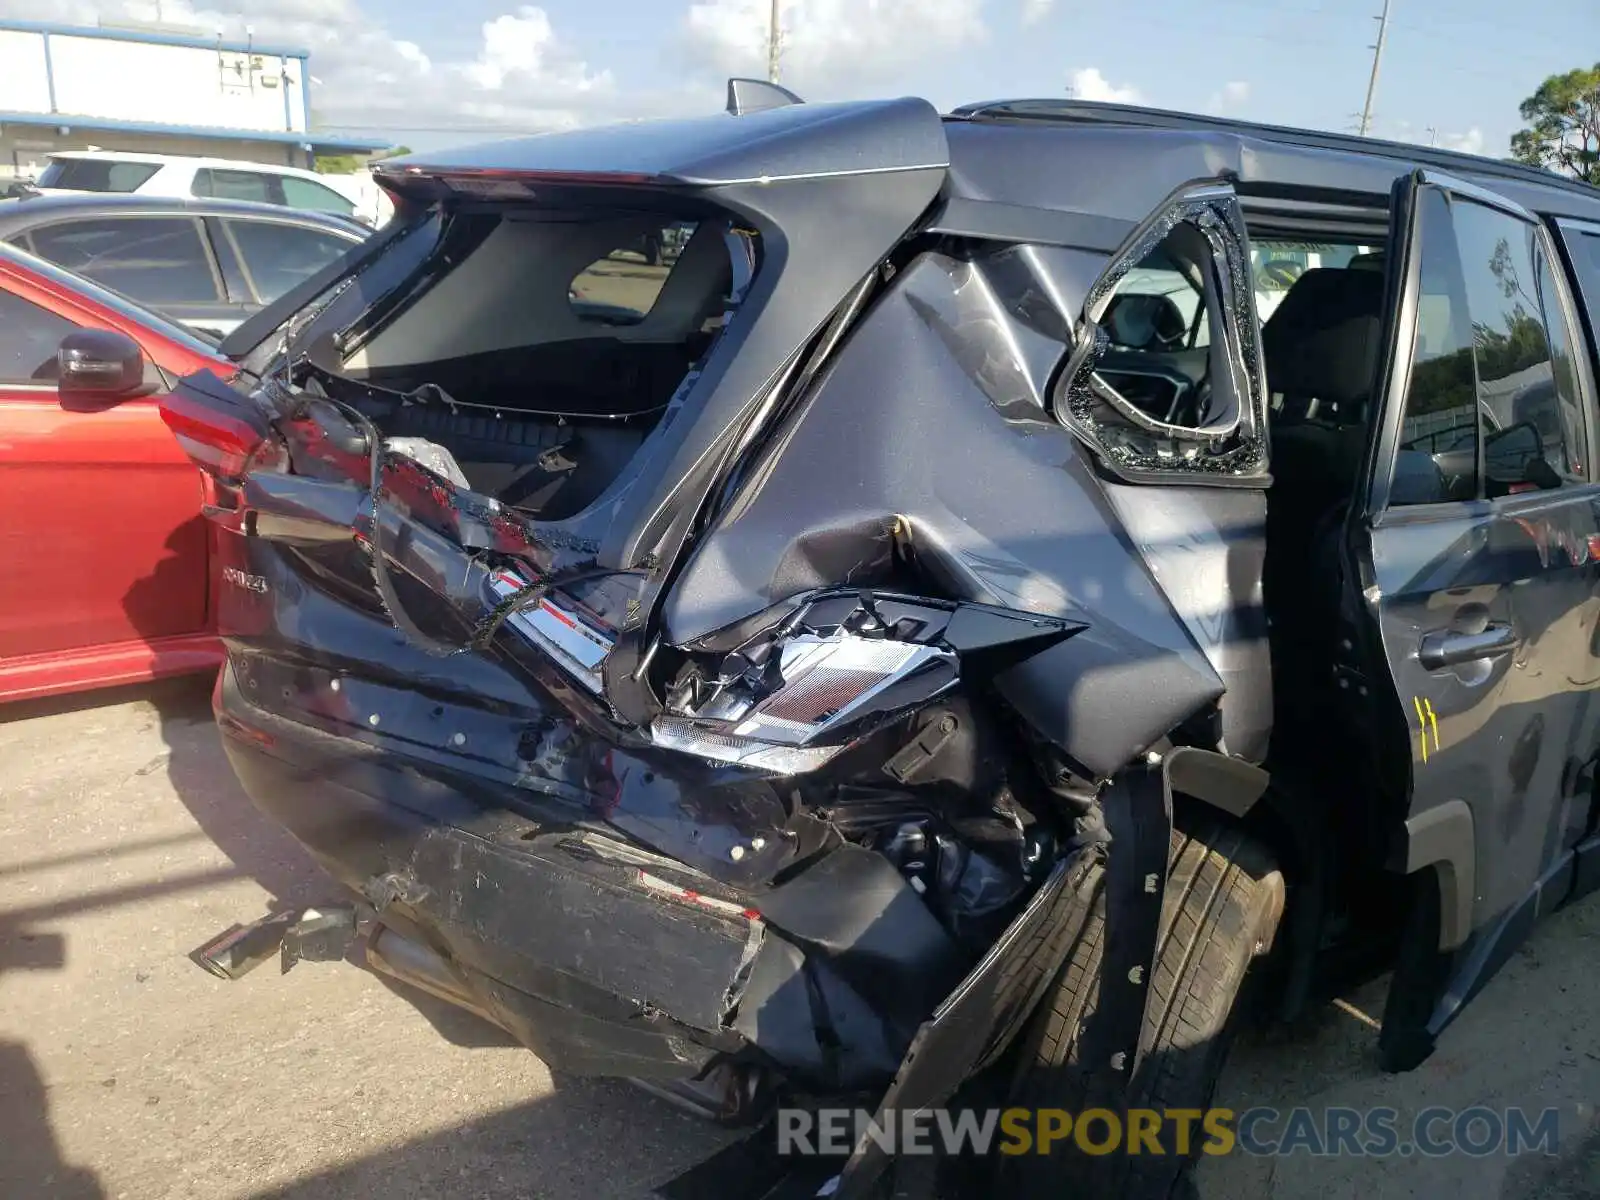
(4, 0, 1593, 156)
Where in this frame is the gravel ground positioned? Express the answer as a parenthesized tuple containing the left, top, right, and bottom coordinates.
(2, 677, 1597, 1199)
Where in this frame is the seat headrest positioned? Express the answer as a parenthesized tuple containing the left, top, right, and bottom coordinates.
(1262, 267, 1385, 408)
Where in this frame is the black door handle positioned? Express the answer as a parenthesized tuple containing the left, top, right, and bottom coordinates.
(1419, 622, 1517, 670)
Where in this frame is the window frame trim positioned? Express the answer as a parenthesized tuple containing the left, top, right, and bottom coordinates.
(1553, 216, 1600, 421)
(1530, 218, 1600, 492)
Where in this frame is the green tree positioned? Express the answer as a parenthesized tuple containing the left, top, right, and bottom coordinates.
(1510, 64, 1600, 184)
(314, 154, 364, 174)
(314, 147, 411, 175)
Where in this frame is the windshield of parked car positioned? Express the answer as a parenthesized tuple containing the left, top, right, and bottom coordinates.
(36, 158, 161, 193)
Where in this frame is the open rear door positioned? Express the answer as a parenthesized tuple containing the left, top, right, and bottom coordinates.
(1360, 168, 1600, 1066)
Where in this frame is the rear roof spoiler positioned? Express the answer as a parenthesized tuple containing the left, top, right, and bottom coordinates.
(726, 77, 803, 116)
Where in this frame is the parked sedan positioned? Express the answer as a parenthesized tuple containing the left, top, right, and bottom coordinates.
(0, 193, 369, 340)
(0, 241, 234, 702)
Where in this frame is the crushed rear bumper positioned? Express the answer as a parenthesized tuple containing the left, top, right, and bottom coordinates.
(214, 657, 984, 1091)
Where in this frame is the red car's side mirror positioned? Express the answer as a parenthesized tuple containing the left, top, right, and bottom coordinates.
(56, 328, 148, 397)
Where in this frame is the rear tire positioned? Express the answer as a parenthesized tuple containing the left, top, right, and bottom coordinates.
(1004, 818, 1285, 1199)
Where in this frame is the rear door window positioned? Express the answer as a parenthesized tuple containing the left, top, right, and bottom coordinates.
(27, 217, 222, 305)
(224, 220, 360, 301)
(280, 176, 356, 217)
(192, 169, 286, 206)
(36, 158, 161, 193)
(1393, 190, 1589, 504)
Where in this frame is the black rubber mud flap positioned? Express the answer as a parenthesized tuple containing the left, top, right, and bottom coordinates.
(1065, 760, 1175, 1194)
(1093, 761, 1175, 1083)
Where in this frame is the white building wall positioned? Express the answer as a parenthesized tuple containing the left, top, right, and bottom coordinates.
(0, 28, 308, 134)
(0, 30, 52, 112)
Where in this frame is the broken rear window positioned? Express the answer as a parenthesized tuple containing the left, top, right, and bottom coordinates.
(287, 204, 758, 522)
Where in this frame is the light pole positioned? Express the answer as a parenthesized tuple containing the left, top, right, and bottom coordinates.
(767, 0, 781, 83)
(1358, 0, 1393, 137)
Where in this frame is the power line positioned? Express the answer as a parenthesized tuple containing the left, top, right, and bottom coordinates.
(1358, 0, 1393, 137)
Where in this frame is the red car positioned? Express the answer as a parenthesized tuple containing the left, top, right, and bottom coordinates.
(0, 242, 230, 702)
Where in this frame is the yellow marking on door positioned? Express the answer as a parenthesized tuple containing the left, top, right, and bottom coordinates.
(1413, 696, 1430, 763)
(1423, 697, 1441, 753)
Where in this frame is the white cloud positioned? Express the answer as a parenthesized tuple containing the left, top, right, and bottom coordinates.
(1066, 67, 1141, 104)
(1020, 0, 1054, 24)
(1206, 80, 1249, 114)
(1388, 123, 1487, 157)
(465, 8, 607, 94)
(1437, 127, 1485, 155)
(7, 0, 618, 136)
(683, 0, 986, 93)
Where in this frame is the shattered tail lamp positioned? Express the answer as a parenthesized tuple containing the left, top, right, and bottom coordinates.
(650, 631, 957, 773)
(487, 574, 1078, 775)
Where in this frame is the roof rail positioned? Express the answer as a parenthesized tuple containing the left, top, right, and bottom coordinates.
(726, 77, 804, 117)
(952, 98, 1600, 203)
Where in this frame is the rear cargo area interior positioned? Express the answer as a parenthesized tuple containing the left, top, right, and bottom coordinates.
(335, 210, 749, 519)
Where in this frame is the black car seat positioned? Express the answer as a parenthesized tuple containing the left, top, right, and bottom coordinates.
(1260, 267, 1386, 745)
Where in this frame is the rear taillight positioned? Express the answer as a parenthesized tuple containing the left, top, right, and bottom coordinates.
(159, 373, 278, 483)
(488, 569, 615, 693)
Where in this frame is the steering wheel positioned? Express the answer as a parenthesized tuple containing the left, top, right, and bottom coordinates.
(1095, 354, 1200, 425)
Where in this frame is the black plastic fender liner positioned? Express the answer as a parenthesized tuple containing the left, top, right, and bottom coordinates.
(821, 760, 1174, 1200)
(755, 844, 967, 1028)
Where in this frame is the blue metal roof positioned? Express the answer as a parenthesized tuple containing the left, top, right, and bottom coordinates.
(0, 18, 308, 60)
(0, 111, 390, 154)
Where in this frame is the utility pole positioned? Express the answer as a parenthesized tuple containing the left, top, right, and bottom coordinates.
(767, 0, 781, 83)
(1358, 0, 1392, 137)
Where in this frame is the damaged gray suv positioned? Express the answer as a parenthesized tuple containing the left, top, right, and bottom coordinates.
(165, 79, 1600, 1199)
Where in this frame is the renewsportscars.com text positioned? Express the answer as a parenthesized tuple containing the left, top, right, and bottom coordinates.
(776, 1106, 1562, 1159)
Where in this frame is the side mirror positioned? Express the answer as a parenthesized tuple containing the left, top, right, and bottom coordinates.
(1484, 420, 1549, 490)
(57, 329, 147, 396)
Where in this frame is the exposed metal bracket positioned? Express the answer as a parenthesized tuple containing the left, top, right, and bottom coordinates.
(727, 77, 804, 116)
